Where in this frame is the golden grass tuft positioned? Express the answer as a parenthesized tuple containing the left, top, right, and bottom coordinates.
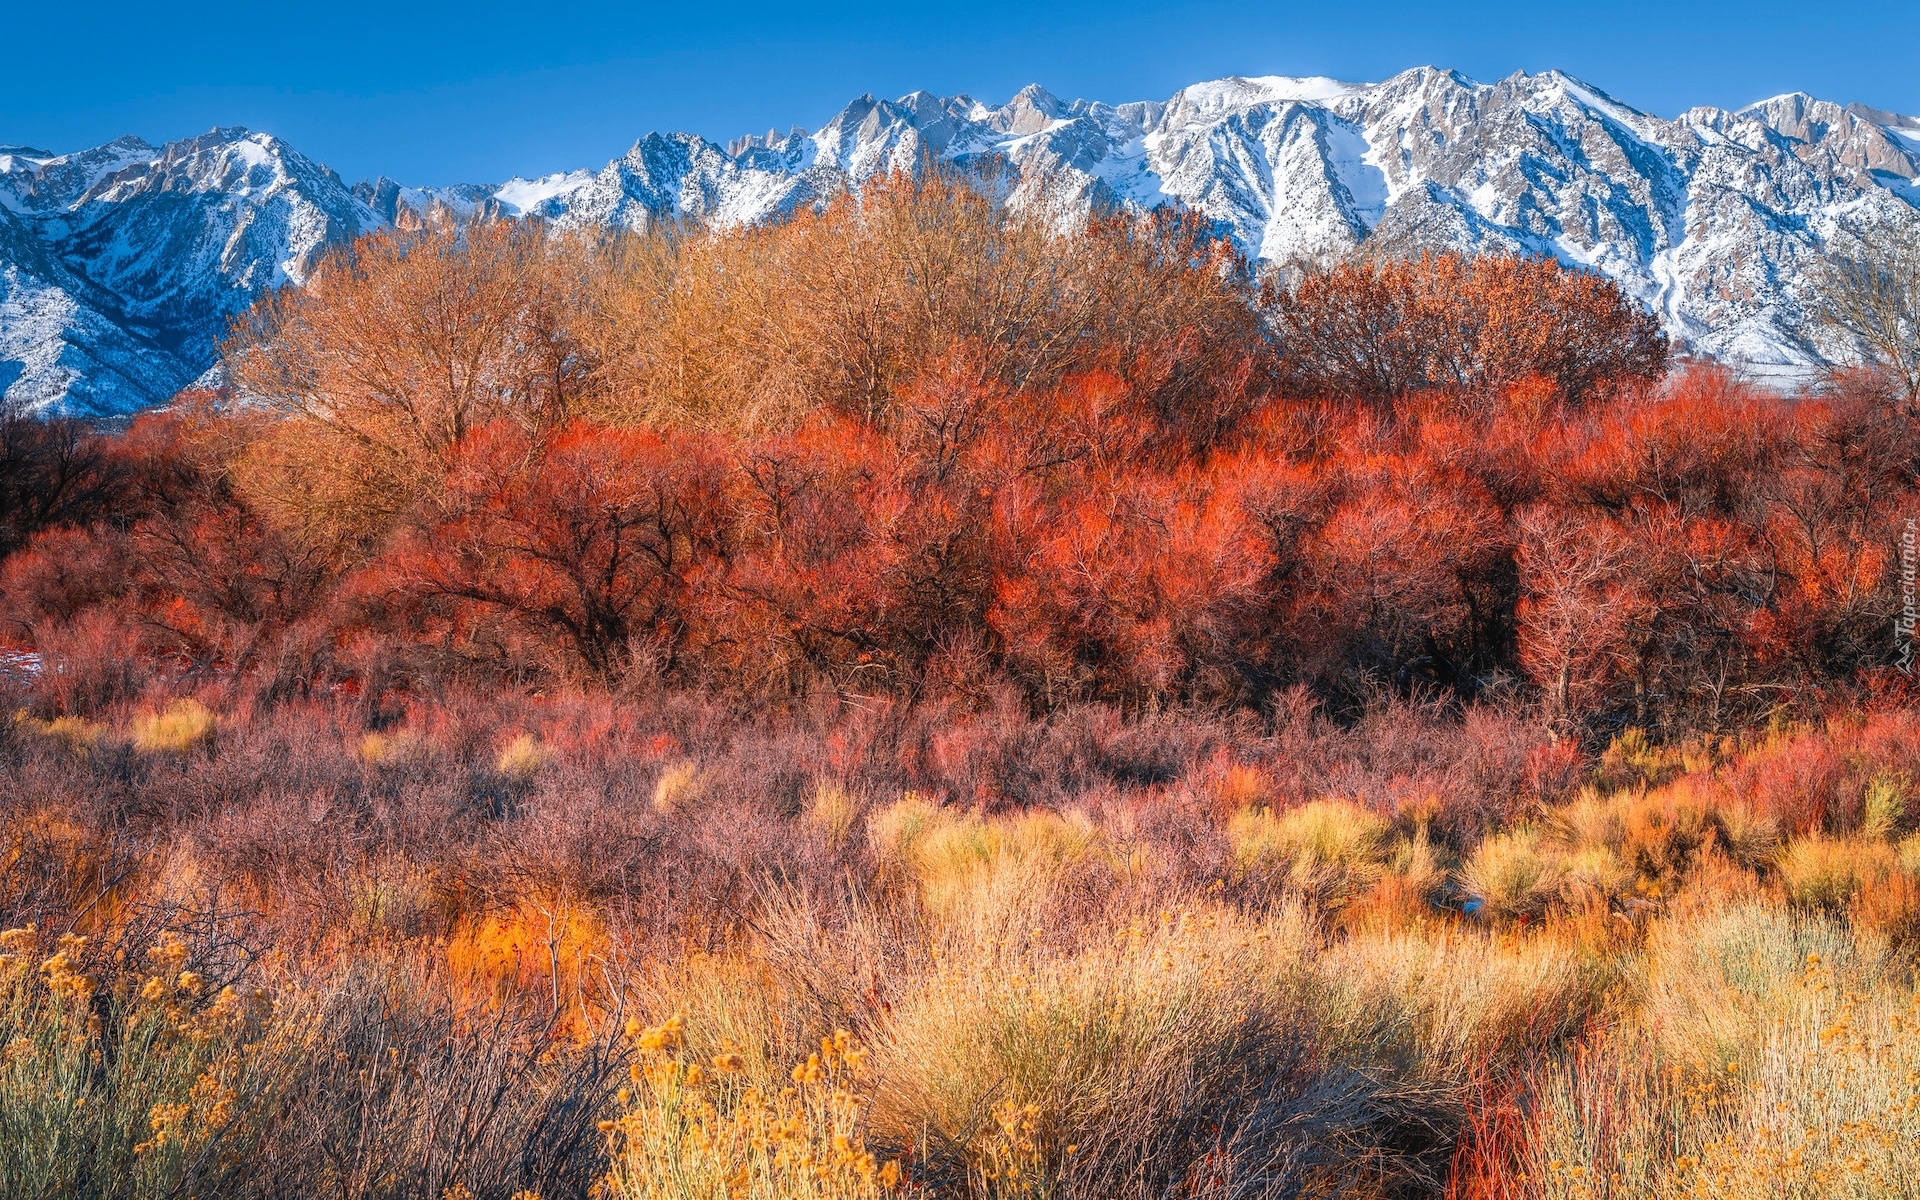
(1344, 829, 1451, 930)
(1458, 827, 1567, 919)
(1552, 787, 1626, 852)
(1509, 903, 1920, 1196)
(494, 732, 549, 779)
(807, 778, 863, 850)
(1389, 827, 1447, 894)
(1899, 831, 1920, 877)
(651, 760, 705, 815)
(15, 712, 110, 755)
(1318, 922, 1601, 1074)
(357, 728, 423, 764)
(1862, 771, 1910, 841)
(867, 901, 1321, 1195)
(1776, 835, 1896, 908)
(130, 699, 216, 754)
(1227, 798, 1390, 902)
(1711, 798, 1782, 871)
(1558, 844, 1634, 909)
(866, 794, 1112, 929)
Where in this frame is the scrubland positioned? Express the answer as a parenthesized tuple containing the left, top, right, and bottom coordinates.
(1, 164, 1917, 1198)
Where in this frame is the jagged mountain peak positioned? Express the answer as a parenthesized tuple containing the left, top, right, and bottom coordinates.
(990, 84, 1066, 135)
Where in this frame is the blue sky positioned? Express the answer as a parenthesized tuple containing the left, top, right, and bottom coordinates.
(5, 0, 1915, 186)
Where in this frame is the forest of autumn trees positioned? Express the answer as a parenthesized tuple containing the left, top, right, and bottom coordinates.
(2, 165, 1916, 741)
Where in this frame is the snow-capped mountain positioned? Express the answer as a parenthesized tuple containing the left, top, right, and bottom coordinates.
(6, 68, 1919, 416)
(0, 130, 378, 417)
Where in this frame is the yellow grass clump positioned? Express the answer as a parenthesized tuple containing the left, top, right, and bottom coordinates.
(1777, 835, 1896, 909)
(495, 732, 549, 779)
(1899, 832, 1920, 877)
(1862, 772, 1911, 842)
(866, 795, 1112, 929)
(1558, 844, 1635, 909)
(130, 699, 216, 754)
(807, 779, 863, 850)
(357, 728, 424, 764)
(1712, 799, 1782, 871)
(652, 760, 706, 815)
(1459, 827, 1567, 919)
(15, 712, 110, 755)
(867, 902, 1322, 1196)
(1227, 798, 1390, 903)
(1318, 923, 1604, 1079)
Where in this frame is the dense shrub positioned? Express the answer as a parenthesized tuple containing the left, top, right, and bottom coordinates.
(9, 166, 1911, 736)
(1267, 250, 1670, 408)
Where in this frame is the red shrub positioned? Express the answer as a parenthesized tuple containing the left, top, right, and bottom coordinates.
(377, 422, 729, 682)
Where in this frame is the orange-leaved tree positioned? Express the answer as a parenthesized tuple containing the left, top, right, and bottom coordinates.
(374, 422, 729, 682)
(229, 220, 603, 549)
(1267, 251, 1668, 411)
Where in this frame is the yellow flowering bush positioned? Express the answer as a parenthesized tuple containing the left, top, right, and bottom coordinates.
(0, 924, 274, 1195)
(602, 1016, 904, 1199)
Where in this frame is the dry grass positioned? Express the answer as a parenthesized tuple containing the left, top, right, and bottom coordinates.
(808, 779, 864, 850)
(1861, 772, 1911, 842)
(1459, 827, 1567, 919)
(1, 687, 1918, 1197)
(867, 797, 1112, 930)
(1227, 798, 1391, 903)
(1489, 904, 1920, 1199)
(868, 902, 1327, 1196)
(494, 732, 549, 780)
(1777, 836, 1897, 909)
(130, 698, 217, 754)
(652, 759, 706, 815)
(14, 712, 109, 755)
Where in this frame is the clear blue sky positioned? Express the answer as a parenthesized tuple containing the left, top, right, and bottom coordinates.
(5, 0, 1915, 187)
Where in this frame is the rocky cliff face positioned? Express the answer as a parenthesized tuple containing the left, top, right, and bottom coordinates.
(6, 67, 1918, 416)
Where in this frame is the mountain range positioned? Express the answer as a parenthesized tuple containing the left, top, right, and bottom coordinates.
(4, 67, 1919, 417)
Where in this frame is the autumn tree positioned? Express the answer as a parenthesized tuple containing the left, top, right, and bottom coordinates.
(986, 461, 1272, 706)
(0, 400, 114, 559)
(378, 422, 729, 682)
(1807, 220, 1920, 411)
(1516, 368, 1918, 735)
(228, 220, 603, 549)
(1267, 251, 1669, 410)
(1270, 427, 1515, 706)
(1513, 508, 1642, 730)
(583, 162, 1278, 447)
(1, 408, 337, 694)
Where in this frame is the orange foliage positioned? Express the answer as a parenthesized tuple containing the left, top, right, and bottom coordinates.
(1269, 250, 1670, 409)
(375, 421, 729, 681)
(3, 177, 1914, 737)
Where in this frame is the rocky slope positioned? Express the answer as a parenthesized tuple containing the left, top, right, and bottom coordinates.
(6, 68, 1918, 416)
(0, 131, 378, 416)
